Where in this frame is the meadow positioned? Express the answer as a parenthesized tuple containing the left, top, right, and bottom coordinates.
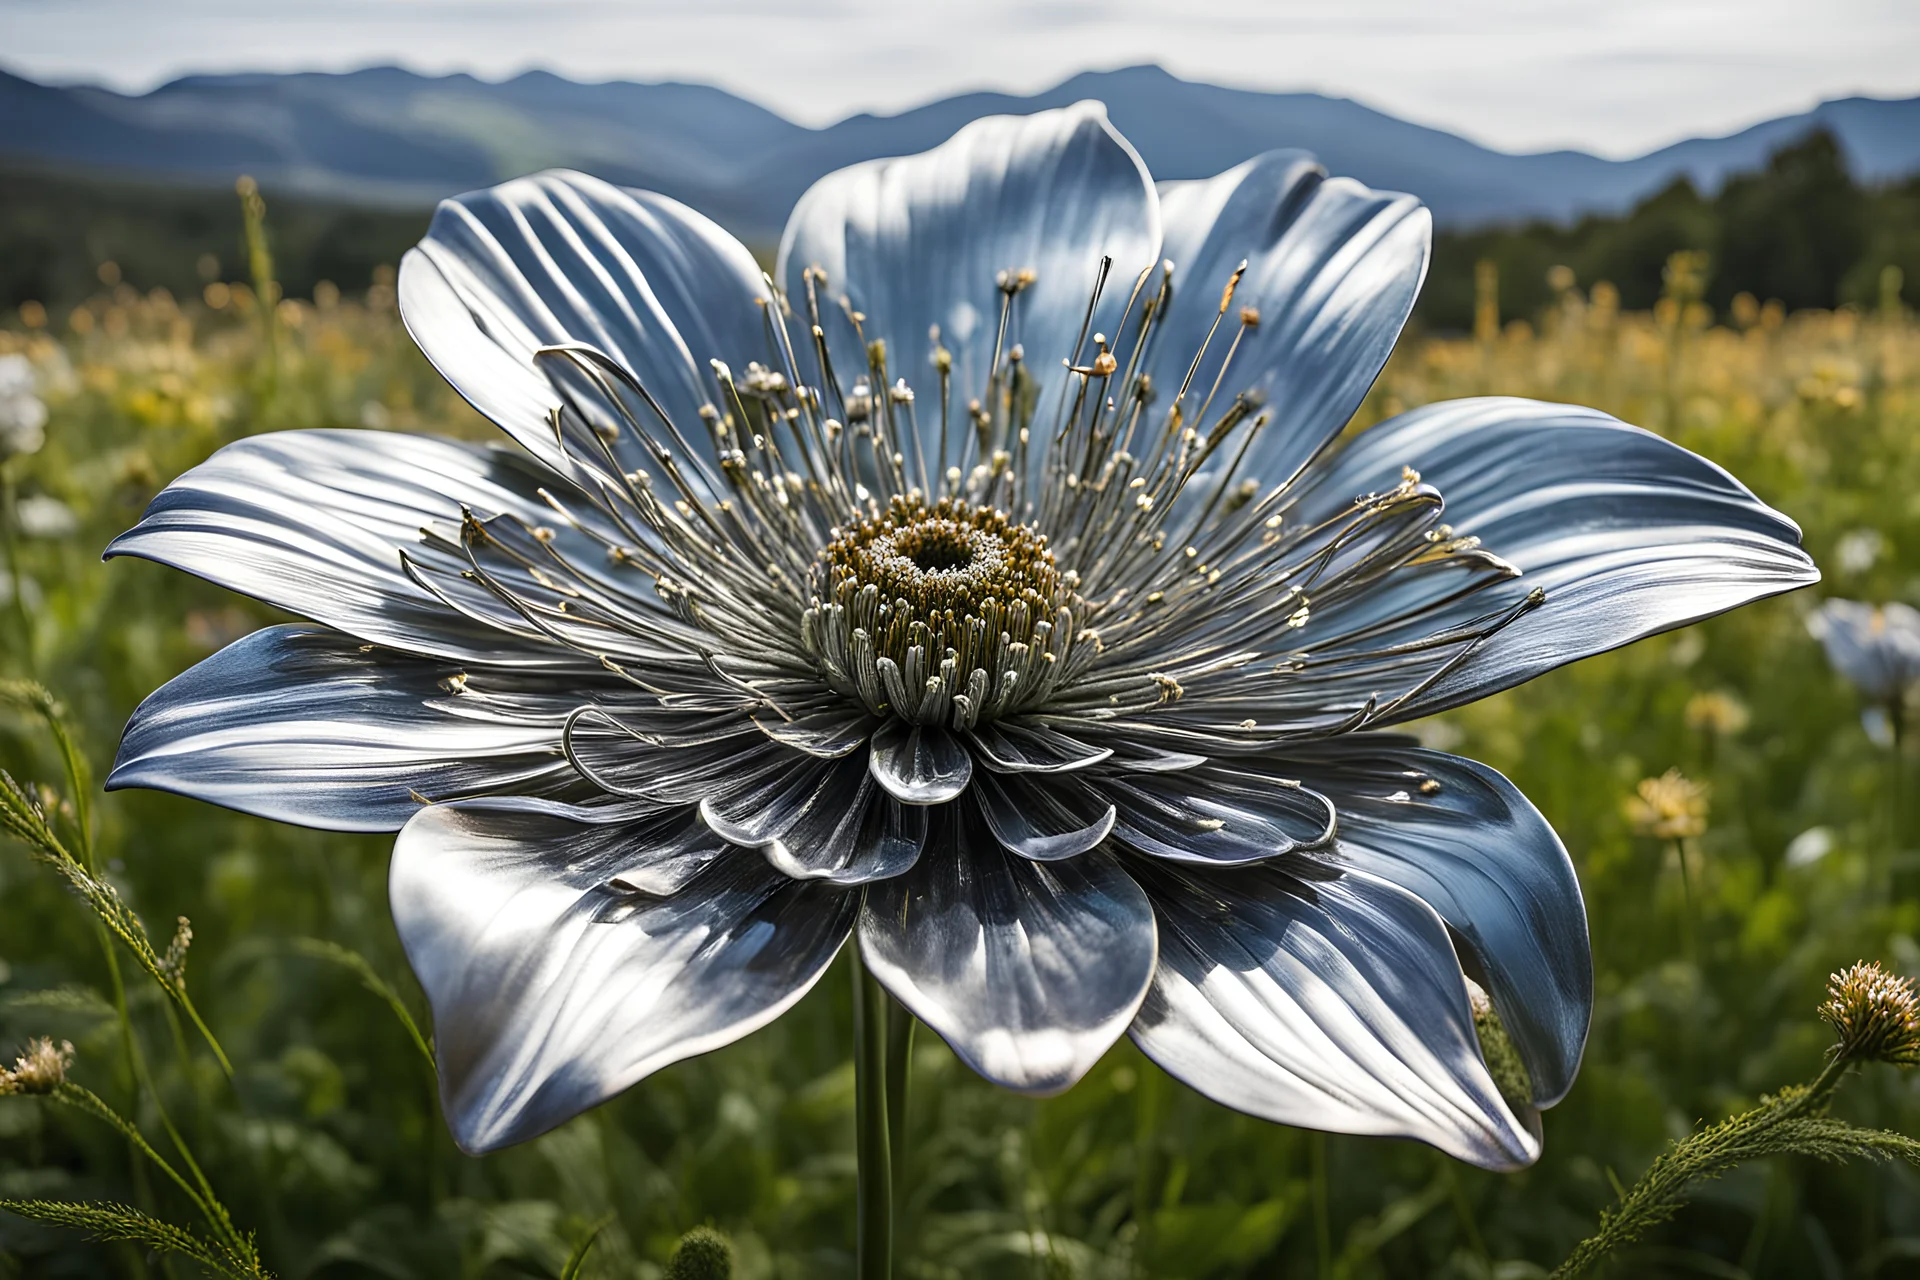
(1, 230, 1918, 1278)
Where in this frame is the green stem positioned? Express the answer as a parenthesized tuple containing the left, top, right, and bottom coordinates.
(884, 997, 913, 1196)
(1889, 704, 1905, 899)
(851, 949, 892, 1280)
(1673, 837, 1698, 961)
(0, 466, 35, 674)
(1312, 1131, 1331, 1279)
(1551, 1056, 1852, 1278)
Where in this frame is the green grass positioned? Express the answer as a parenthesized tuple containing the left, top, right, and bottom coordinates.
(2, 261, 1920, 1278)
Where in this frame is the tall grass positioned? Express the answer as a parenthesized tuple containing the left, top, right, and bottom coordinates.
(0, 249, 1917, 1277)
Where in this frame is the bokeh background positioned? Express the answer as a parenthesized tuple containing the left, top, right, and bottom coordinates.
(3, 4, 1920, 1275)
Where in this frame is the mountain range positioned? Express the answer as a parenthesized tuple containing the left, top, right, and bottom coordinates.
(3, 62, 1917, 238)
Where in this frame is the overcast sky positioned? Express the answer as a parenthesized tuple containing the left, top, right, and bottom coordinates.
(4, 0, 1917, 157)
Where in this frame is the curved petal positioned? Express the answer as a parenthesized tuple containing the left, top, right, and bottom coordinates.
(1273, 738, 1589, 1107)
(860, 807, 1156, 1094)
(1288, 398, 1818, 720)
(868, 720, 973, 805)
(1106, 764, 1337, 866)
(393, 801, 856, 1153)
(965, 719, 1112, 773)
(1129, 861, 1539, 1171)
(105, 429, 611, 665)
(399, 171, 770, 485)
(700, 753, 926, 885)
(105, 624, 587, 832)
(970, 769, 1116, 861)
(1152, 151, 1430, 492)
(777, 101, 1161, 481)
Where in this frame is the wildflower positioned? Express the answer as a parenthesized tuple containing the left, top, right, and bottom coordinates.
(1809, 599, 1920, 713)
(0, 1037, 73, 1095)
(1626, 769, 1710, 840)
(107, 104, 1816, 1168)
(1819, 961, 1920, 1066)
(14, 495, 78, 540)
(0, 353, 47, 458)
(1683, 691, 1749, 737)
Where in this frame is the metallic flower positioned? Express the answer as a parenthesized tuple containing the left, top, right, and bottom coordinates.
(105, 104, 1817, 1169)
(1809, 598, 1920, 709)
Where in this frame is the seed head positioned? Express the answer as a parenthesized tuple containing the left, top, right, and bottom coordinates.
(1820, 961, 1920, 1066)
(1625, 768, 1709, 840)
(0, 1037, 73, 1095)
(1684, 691, 1750, 736)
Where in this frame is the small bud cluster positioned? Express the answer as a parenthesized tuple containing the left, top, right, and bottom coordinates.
(0, 1037, 73, 1095)
(1625, 768, 1710, 840)
(1820, 961, 1920, 1066)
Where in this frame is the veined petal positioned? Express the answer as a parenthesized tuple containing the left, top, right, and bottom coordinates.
(700, 753, 926, 885)
(965, 718, 1112, 773)
(1275, 737, 1589, 1107)
(105, 625, 585, 832)
(399, 171, 769, 486)
(393, 802, 855, 1154)
(777, 101, 1161, 481)
(105, 429, 610, 665)
(1288, 398, 1818, 720)
(1129, 861, 1539, 1171)
(861, 807, 1156, 1094)
(1154, 152, 1430, 492)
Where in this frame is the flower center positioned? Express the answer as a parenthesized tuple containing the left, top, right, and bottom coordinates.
(801, 496, 1093, 726)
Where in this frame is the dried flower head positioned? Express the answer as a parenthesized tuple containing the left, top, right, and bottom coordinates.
(1684, 691, 1749, 737)
(1820, 961, 1920, 1066)
(1625, 768, 1710, 840)
(0, 1037, 73, 1095)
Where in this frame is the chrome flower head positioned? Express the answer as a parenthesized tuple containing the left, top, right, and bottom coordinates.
(1809, 598, 1920, 710)
(105, 103, 1818, 1168)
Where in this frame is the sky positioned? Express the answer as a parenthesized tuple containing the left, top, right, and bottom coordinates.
(3, 0, 1918, 158)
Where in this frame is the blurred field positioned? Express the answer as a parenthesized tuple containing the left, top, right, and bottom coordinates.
(2, 244, 1919, 1279)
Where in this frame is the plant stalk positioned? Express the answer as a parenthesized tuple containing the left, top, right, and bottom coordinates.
(851, 948, 892, 1279)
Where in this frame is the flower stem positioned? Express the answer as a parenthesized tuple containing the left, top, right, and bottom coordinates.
(851, 948, 892, 1279)
(884, 997, 914, 1190)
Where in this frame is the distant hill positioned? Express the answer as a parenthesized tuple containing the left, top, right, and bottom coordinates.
(2, 62, 1917, 238)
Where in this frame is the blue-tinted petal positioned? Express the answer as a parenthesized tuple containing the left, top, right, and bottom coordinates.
(1275, 738, 1589, 1107)
(777, 102, 1160, 483)
(1287, 397, 1817, 720)
(1153, 152, 1429, 493)
(1809, 599, 1920, 703)
(105, 428, 607, 664)
(105, 624, 585, 832)
(1129, 860, 1539, 1170)
(393, 801, 855, 1153)
(399, 171, 770, 485)
(860, 806, 1156, 1094)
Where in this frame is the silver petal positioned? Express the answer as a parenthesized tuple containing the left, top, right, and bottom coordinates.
(393, 802, 856, 1153)
(105, 624, 584, 832)
(399, 171, 770, 486)
(965, 719, 1113, 773)
(700, 753, 926, 885)
(860, 808, 1156, 1094)
(777, 101, 1161, 482)
(106, 429, 608, 665)
(1129, 860, 1540, 1171)
(1288, 397, 1819, 720)
(868, 720, 973, 805)
(751, 704, 880, 758)
(1276, 737, 1589, 1106)
(970, 769, 1116, 861)
(1154, 150, 1430, 491)
(1106, 765, 1337, 866)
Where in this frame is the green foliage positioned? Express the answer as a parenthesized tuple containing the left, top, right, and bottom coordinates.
(1422, 130, 1920, 329)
